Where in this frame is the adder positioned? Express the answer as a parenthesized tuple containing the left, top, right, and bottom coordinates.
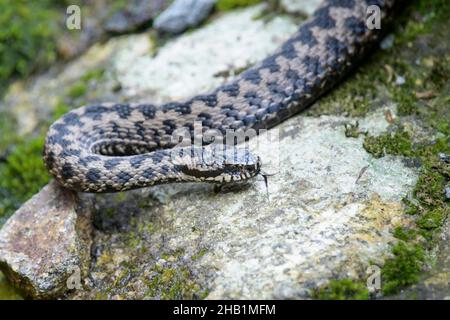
(43, 0, 397, 193)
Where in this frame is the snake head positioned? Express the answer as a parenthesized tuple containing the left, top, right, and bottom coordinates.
(221, 151, 262, 184)
(175, 146, 261, 184)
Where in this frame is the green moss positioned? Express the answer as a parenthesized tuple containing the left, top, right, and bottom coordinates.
(393, 227, 417, 242)
(382, 242, 425, 295)
(344, 121, 366, 138)
(396, 0, 449, 46)
(81, 68, 105, 82)
(0, 136, 49, 224)
(312, 279, 369, 300)
(363, 127, 448, 294)
(0, 111, 19, 154)
(52, 100, 70, 120)
(145, 265, 208, 300)
(216, 0, 264, 11)
(93, 292, 109, 300)
(0, 0, 60, 90)
(363, 130, 414, 158)
(413, 169, 447, 208)
(0, 272, 23, 300)
(362, 108, 448, 295)
(0, 136, 49, 200)
(139, 248, 209, 299)
(0, 82, 79, 225)
(306, 65, 378, 117)
(416, 209, 445, 230)
(62, 67, 105, 102)
(127, 231, 142, 249)
(191, 248, 208, 261)
(354, 0, 449, 295)
(66, 82, 88, 99)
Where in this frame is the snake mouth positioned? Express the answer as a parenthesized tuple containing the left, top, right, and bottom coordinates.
(177, 153, 261, 184)
(180, 163, 261, 183)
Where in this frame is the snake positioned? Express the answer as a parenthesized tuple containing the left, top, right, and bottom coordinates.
(43, 0, 397, 193)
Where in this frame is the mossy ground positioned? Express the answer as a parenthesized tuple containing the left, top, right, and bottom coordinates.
(0, 0, 61, 92)
(0, 67, 105, 227)
(216, 0, 264, 11)
(312, 279, 369, 300)
(0, 272, 22, 300)
(313, 0, 449, 299)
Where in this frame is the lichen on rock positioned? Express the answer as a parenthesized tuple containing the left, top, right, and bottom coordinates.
(0, 181, 93, 299)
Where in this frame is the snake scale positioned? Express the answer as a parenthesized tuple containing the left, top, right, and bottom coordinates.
(44, 0, 397, 193)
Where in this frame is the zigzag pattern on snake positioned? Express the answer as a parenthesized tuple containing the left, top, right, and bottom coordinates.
(43, 0, 397, 193)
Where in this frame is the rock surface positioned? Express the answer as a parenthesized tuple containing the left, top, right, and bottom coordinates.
(64, 106, 417, 299)
(281, 0, 322, 15)
(154, 0, 216, 34)
(0, 181, 93, 299)
(104, 0, 170, 34)
(116, 5, 298, 100)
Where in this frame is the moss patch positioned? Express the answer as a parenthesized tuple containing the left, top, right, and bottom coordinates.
(307, 0, 450, 118)
(144, 265, 207, 300)
(381, 243, 425, 295)
(312, 279, 369, 300)
(0, 272, 23, 300)
(0, 136, 50, 225)
(66, 82, 88, 100)
(0, 111, 19, 155)
(363, 124, 448, 295)
(363, 130, 414, 158)
(216, 0, 264, 11)
(344, 121, 366, 138)
(0, 0, 61, 91)
(64, 68, 105, 101)
(313, 0, 449, 298)
(361, 92, 448, 295)
(0, 65, 106, 225)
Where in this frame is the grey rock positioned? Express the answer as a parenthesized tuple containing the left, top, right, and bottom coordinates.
(2, 5, 419, 299)
(154, 0, 216, 34)
(380, 34, 395, 50)
(395, 75, 406, 85)
(445, 186, 450, 200)
(439, 152, 450, 164)
(2, 3, 442, 299)
(104, 0, 170, 33)
(281, 0, 322, 15)
(68, 107, 418, 299)
(0, 181, 93, 299)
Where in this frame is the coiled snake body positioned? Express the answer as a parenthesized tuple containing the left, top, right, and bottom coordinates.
(44, 0, 397, 193)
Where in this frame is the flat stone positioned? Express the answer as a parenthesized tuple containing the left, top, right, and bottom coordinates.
(67, 106, 418, 299)
(104, 0, 170, 34)
(154, 0, 216, 34)
(0, 181, 93, 299)
(114, 5, 299, 100)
